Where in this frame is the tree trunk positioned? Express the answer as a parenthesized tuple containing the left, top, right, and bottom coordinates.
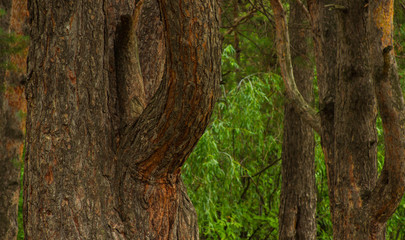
(0, 0, 27, 239)
(271, 0, 405, 239)
(332, 1, 380, 238)
(24, 0, 221, 239)
(278, 0, 316, 239)
(307, 0, 338, 224)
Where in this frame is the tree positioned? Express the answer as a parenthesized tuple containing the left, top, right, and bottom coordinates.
(270, 0, 405, 238)
(278, 0, 316, 239)
(23, 0, 221, 239)
(0, 0, 28, 239)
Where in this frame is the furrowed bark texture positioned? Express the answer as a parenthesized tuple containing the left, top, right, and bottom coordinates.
(0, 0, 27, 239)
(115, 0, 220, 238)
(24, 0, 220, 239)
(332, 1, 380, 238)
(278, 0, 316, 239)
(272, 0, 405, 239)
(307, 0, 338, 221)
(368, 0, 405, 238)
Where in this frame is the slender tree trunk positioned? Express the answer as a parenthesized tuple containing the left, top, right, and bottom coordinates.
(278, 1, 316, 239)
(24, 0, 221, 239)
(367, 0, 405, 238)
(307, 0, 338, 223)
(271, 0, 405, 239)
(0, 0, 27, 239)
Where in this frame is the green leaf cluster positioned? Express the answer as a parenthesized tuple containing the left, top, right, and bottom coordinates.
(183, 73, 284, 239)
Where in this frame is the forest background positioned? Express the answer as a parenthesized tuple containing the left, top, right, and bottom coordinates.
(0, 0, 404, 239)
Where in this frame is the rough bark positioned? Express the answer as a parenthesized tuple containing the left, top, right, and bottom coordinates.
(0, 0, 27, 239)
(306, 0, 338, 229)
(24, 0, 220, 239)
(278, 0, 316, 239)
(331, 1, 380, 238)
(272, 0, 405, 239)
(368, 0, 405, 238)
(269, 0, 321, 135)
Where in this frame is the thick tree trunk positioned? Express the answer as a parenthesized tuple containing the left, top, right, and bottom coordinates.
(278, 1, 316, 239)
(24, 0, 220, 239)
(332, 1, 380, 238)
(0, 0, 27, 239)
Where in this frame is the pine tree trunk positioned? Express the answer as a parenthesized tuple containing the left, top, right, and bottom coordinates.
(278, 1, 316, 239)
(24, 0, 221, 239)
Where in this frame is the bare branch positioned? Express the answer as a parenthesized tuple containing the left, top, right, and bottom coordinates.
(269, 0, 321, 135)
(295, 0, 311, 21)
(225, 8, 257, 36)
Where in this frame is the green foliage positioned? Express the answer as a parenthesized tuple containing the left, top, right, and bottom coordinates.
(18, 165, 24, 240)
(17, 144, 25, 240)
(221, 2, 275, 89)
(313, 134, 333, 239)
(14, 2, 405, 239)
(0, 27, 28, 71)
(183, 75, 284, 239)
(183, 45, 285, 239)
(185, 5, 405, 234)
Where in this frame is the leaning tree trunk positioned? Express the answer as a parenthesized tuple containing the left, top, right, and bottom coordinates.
(24, 0, 221, 239)
(278, 0, 316, 239)
(0, 0, 27, 239)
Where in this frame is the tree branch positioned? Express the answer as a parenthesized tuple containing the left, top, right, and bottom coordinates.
(369, 46, 405, 229)
(366, 1, 405, 231)
(295, 0, 311, 21)
(269, 0, 321, 135)
(117, 0, 221, 181)
(225, 8, 257, 36)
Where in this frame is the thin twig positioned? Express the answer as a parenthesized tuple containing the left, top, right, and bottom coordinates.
(225, 9, 258, 35)
(295, 0, 311, 21)
(252, 158, 281, 177)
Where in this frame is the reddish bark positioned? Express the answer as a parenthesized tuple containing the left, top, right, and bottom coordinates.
(24, 0, 220, 239)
